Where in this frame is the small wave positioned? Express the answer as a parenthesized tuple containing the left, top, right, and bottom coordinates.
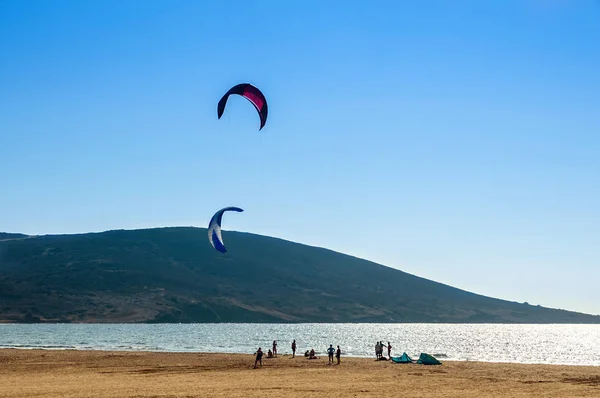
(0, 344, 76, 350)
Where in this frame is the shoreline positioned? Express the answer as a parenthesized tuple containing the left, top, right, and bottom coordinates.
(0, 346, 597, 368)
(1, 349, 599, 397)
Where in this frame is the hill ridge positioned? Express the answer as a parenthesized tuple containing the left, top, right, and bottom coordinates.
(0, 226, 598, 324)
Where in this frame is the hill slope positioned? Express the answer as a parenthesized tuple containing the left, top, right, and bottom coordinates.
(0, 227, 597, 323)
(0, 233, 29, 241)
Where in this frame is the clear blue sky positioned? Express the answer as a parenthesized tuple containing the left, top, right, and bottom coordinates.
(1, 0, 599, 315)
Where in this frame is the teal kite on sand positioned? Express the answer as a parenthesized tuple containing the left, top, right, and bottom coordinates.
(391, 352, 441, 365)
(416, 353, 442, 365)
(391, 352, 414, 364)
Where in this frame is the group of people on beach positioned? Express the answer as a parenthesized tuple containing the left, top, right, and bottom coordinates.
(376, 341, 392, 360)
(254, 339, 395, 368)
(253, 339, 341, 368)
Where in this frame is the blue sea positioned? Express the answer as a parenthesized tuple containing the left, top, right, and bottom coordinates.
(1, 323, 599, 366)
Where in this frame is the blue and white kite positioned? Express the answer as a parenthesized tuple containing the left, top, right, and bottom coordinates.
(208, 206, 244, 253)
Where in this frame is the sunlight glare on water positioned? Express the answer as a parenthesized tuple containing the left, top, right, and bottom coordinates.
(1, 323, 599, 366)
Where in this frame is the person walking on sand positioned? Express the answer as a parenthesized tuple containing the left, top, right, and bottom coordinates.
(387, 342, 392, 360)
(272, 340, 277, 357)
(327, 344, 335, 364)
(291, 339, 297, 358)
(336, 345, 341, 365)
(254, 347, 263, 369)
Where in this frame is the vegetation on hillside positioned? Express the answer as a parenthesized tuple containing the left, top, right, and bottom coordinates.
(0, 227, 598, 324)
(0, 233, 29, 241)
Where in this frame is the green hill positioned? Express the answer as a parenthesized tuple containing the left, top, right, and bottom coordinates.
(0, 227, 597, 324)
(0, 233, 29, 241)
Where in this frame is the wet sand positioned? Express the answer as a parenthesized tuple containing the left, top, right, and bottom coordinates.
(0, 349, 599, 397)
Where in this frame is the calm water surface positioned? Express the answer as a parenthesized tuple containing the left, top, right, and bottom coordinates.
(1, 323, 599, 366)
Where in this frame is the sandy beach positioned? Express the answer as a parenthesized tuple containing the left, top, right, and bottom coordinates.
(0, 349, 598, 397)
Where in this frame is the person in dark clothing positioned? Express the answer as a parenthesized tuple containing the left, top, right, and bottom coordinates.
(291, 340, 297, 358)
(254, 347, 263, 369)
(327, 344, 335, 364)
(336, 346, 341, 365)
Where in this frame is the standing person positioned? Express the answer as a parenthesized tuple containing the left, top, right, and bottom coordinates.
(374, 342, 379, 359)
(272, 340, 277, 357)
(254, 347, 263, 369)
(291, 339, 297, 358)
(327, 344, 335, 364)
(387, 342, 392, 360)
(336, 345, 341, 365)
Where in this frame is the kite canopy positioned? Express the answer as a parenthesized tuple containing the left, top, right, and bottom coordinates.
(217, 83, 268, 130)
(416, 353, 442, 365)
(391, 352, 414, 364)
(208, 206, 244, 253)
